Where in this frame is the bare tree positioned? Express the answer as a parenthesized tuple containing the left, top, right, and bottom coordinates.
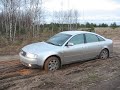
(0, 0, 42, 42)
(0, 0, 22, 42)
(74, 10, 79, 29)
(64, 9, 79, 30)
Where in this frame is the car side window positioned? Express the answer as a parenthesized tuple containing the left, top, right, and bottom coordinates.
(85, 33, 99, 43)
(68, 34, 84, 45)
(97, 36, 105, 41)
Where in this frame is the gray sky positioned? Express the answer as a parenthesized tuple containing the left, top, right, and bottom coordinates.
(43, 0, 120, 24)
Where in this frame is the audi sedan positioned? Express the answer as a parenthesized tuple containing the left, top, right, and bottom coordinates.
(19, 31, 113, 71)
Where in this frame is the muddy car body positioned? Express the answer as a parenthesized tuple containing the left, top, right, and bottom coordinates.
(19, 31, 113, 71)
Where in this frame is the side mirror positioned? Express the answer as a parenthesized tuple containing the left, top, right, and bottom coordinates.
(66, 42, 74, 46)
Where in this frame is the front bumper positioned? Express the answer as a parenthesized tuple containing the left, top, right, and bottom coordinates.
(19, 53, 38, 67)
(20, 60, 40, 68)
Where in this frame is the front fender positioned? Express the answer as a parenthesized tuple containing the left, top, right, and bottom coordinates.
(37, 51, 61, 67)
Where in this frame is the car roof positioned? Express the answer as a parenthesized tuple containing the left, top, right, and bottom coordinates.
(60, 30, 95, 36)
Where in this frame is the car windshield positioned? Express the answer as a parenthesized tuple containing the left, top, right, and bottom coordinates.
(46, 33, 72, 46)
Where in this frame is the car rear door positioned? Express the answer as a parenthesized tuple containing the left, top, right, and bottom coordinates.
(83, 33, 102, 59)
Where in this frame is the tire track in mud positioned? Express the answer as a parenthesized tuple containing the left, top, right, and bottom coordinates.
(0, 53, 120, 90)
(0, 60, 46, 90)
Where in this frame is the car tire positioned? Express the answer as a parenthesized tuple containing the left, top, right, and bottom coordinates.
(99, 49, 109, 60)
(44, 56, 60, 71)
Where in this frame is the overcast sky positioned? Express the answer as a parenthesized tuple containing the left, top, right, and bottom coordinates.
(43, 0, 120, 24)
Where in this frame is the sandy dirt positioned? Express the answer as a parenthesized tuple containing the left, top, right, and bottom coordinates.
(0, 29, 120, 90)
(0, 55, 19, 61)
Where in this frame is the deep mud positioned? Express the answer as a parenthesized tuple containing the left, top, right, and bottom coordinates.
(0, 40, 120, 90)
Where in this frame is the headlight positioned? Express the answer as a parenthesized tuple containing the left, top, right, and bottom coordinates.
(26, 53, 37, 59)
(20, 50, 24, 55)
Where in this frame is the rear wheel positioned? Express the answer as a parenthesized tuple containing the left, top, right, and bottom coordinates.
(99, 49, 109, 60)
(44, 57, 60, 71)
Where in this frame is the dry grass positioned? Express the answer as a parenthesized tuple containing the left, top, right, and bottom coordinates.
(95, 27, 120, 40)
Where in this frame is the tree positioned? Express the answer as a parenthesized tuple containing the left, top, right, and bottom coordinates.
(99, 23, 108, 27)
(74, 10, 79, 29)
(110, 22, 117, 29)
(0, 0, 44, 42)
(0, 0, 22, 42)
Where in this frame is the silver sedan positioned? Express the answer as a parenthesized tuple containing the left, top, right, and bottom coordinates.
(19, 31, 113, 71)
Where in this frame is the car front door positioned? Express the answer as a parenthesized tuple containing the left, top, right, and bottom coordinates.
(62, 34, 86, 64)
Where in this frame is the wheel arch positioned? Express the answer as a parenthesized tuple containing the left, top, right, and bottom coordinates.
(100, 48, 110, 57)
(43, 55, 61, 69)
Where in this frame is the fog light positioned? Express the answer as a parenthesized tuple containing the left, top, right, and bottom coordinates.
(28, 64, 32, 67)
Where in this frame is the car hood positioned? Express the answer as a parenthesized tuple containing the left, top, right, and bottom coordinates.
(22, 42, 60, 55)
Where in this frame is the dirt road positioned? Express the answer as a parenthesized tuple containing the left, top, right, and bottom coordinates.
(89, 75, 120, 90)
(0, 55, 19, 61)
(0, 40, 120, 90)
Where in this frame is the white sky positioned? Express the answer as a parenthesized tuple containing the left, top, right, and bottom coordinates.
(43, 0, 120, 24)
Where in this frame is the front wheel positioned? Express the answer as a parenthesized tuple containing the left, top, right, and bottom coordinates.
(44, 57, 60, 71)
(99, 49, 109, 60)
